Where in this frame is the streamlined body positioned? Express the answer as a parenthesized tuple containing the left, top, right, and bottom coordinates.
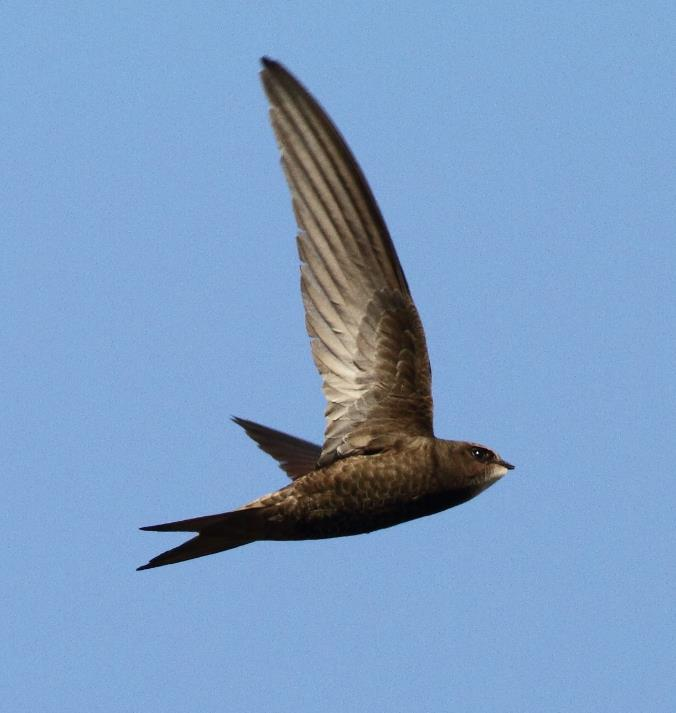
(138, 58, 513, 571)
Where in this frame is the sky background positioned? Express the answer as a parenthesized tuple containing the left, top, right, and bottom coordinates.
(3, 2, 675, 711)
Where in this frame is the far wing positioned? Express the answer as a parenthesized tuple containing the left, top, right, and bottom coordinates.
(260, 59, 434, 466)
(232, 417, 321, 480)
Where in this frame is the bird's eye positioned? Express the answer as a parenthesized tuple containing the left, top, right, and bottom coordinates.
(470, 447, 492, 462)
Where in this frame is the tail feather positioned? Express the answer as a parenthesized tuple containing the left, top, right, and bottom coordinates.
(137, 533, 253, 570)
(137, 507, 266, 570)
(140, 509, 242, 533)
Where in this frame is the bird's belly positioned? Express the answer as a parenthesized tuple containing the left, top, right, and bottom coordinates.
(282, 487, 479, 540)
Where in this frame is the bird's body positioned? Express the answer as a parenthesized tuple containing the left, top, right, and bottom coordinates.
(138, 58, 513, 571)
(253, 436, 509, 539)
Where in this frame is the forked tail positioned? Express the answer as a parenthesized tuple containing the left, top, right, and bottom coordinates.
(137, 507, 265, 570)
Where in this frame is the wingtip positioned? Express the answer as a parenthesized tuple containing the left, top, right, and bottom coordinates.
(260, 56, 277, 70)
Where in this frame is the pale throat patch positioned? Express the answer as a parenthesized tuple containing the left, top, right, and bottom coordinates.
(487, 463, 509, 481)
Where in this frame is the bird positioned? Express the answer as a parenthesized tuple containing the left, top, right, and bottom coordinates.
(137, 57, 514, 571)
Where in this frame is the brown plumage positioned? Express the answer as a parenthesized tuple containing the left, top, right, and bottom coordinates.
(137, 58, 513, 571)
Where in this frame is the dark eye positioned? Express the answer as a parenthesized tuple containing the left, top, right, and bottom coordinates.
(470, 447, 492, 462)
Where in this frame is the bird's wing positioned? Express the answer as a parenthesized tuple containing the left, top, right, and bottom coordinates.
(260, 58, 434, 466)
(232, 417, 321, 479)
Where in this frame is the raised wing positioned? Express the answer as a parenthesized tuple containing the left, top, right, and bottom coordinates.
(260, 58, 434, 466)
(232, 417, 321, 480)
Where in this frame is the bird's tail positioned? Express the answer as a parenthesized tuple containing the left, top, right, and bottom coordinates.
(137, 507, 265, 570)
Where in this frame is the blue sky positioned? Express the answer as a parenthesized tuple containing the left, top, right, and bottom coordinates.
(3, 2, 674, 711)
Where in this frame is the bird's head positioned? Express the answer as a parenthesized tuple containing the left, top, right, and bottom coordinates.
(442, 441, 515, 488)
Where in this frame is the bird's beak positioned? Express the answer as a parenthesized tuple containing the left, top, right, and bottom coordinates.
(497, 459, 515, 470)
